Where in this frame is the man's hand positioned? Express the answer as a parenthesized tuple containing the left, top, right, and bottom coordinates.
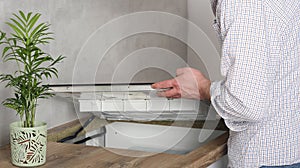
(151, 67, 211, 100)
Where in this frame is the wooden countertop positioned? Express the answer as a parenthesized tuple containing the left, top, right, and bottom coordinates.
(0, 132, 228, 168)
(1, 118, 229, 167)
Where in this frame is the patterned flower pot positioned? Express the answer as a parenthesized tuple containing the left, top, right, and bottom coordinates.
(10, 121, 47, 167)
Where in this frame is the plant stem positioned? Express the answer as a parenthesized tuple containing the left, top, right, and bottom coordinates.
(31, 99, 36, 127)
(25, 107, 30, 127)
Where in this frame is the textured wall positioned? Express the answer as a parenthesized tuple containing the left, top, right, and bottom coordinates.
(187, 0, 221, 81)
(187, 0, 222, 119)
(0, 0, 187, 146)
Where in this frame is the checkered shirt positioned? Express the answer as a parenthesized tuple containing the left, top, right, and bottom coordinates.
(210, 0, 300, 167)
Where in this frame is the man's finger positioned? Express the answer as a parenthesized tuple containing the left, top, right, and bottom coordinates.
(152, 79, 176, 89)
(157, 88, 181, 98)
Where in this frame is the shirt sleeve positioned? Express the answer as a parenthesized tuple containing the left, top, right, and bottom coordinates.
(210, 1, 273, 131)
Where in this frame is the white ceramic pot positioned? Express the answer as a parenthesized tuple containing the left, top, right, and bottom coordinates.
(10, 121, 47, 167)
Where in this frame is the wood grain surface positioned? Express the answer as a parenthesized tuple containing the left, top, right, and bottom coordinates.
(0, 132, 228, 168)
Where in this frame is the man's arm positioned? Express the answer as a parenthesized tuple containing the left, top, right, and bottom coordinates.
(153, 0, 273, 132)
(210, 0, 273, 131)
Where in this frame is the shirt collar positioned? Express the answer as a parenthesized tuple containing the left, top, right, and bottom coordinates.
(210, 0, 218, 16)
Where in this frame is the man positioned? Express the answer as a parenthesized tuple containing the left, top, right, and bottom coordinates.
(152, 0, 300, 167)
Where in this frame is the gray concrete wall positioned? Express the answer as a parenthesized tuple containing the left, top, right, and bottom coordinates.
(187, 0, 221, 81)
(0, 0, 187, 146)
(187, 0, 223, 119)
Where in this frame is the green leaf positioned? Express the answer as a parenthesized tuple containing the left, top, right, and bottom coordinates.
(0, 32, 6, 41)
(6, 22, 25, 38)
(10, 34, 23, 42)
(2, 46, 11, 57)
(19, 11, 27, 22)
(29, 23, 45, 39)
(38, 37, 54, 43)
(50, 55, 65, 67)
(4, 57, 23, 63)
(12, 13, 26, 27)
(10, 18, 26, 35)
(27, 13, 41, 34)
(26, 12, 33, 22)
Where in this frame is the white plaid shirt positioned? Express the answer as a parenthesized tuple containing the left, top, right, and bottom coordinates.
(210, 0, 300, 167)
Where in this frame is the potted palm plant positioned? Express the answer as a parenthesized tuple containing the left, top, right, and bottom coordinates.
(0, 11, 64, 167)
